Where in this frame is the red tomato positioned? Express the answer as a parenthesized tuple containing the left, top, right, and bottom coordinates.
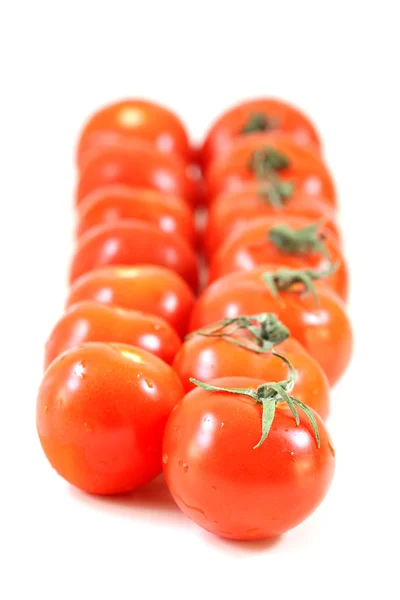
(76, 185, 196, 246)
(173, 315, 330, 419)
(163, 375, 335, 540)
(76, 99, 191, 166)
(203, 182, 340, 259)
(44, 301, 181, 369)
(189, 266, 353, 386)
(69, 219, 199, 290)
(205, 133, 336, 205)
(66, 266, 195, 338)
(201, 97, 322, 169)
(208, 216, 348, 301)
(37, 342, 185, 495)
(76, 140, 195, 207)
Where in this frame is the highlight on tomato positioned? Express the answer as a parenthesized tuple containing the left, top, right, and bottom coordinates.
(44, 301, 181, 369)
(201, 97, 322, 170)
(163, 364, 335, 540)
(66, 266, 195, 338)
(76, 98, 191, 166)
(203, 181, 340, 259)
(173, 312, 330, 419)
(77, 185, 196, 246)
(208, 216, 348, 302)
(76, 140, 195, 207)
(205, 137, 336, 205)
(189, 265, 353, 386)
(37, 342, 185, 495)
(69, 219, 199, 291)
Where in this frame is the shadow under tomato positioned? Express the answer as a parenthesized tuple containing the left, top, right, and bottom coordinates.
(67, 474, 187, 526)
(202, 531, 282, 554)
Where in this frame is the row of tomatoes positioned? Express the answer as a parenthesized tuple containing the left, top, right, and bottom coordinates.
(37, 98, 352, 542)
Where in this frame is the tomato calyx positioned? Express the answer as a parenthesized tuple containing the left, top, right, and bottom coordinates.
(241, 112, 278, 135)
(268, 220, 330, 259)
(262, 265, 337, 305)
(187, 313, 289, 354)
(249, 146, 295, 208)
(190, 352, 320, 449)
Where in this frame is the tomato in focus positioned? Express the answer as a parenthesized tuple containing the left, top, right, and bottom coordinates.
(163, 376, 335, 540)
(37, 342, 185, 495)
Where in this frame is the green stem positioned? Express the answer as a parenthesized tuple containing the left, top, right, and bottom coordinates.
(241, 112, 278, 135)
(190, 352, 320, 449)
(262, 265, 337, 306)
(186, 313, 289, 354)
(249, 146, 295, 208)
(268, 220, 330, 259)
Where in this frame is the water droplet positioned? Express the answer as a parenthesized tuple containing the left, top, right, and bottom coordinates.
(73, 361, 85, 378)
(203, 416, 211, 423)
(220, 422, 225, 428)
(44, 405, 49, 413)
(136, 372, 143, 378)
(179, 460, 188, 472)
(144, 378, 154, 389)
(162, 453, 169, 464)
(84, 422, 93, 433)
(290, 451, 294, 456)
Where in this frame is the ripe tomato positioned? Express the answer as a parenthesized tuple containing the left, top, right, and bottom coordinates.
(37, 342, 185, 495)
(163, 375, 335, 540)
(173, 314, 330, 419)
(44, 301, 181, 369)
(208, 216, 348, 301)
(205, 134, 336, 205)
(189, 266, 353, 386)
(76, 98, 191, 166)
(76, 185, 196, 245)
(76, 140, 195, 207)
(69, 219, 199, 290)
(203, 182, 340, 259)
(201, 97, 322, 169)
(66, 266, 195, 338)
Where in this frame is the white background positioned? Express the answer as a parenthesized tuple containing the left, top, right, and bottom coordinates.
(1, 1, 399, 598)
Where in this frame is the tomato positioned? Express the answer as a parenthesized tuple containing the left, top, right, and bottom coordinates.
(189, 266, 353, 386)
(201, 97, 322, 169)
(44, 301, 181, 369)
(76, 185, 196, 246)
(203, 182, 340, 259)
(76, 98, 191, 166)
(163, 375, 335, 540)
(37, 342, 184, 495)
(205, 133, 336, 205)
(173, 313, 330, 419)
(208, 216, 348, 301)
(69, 219, 199, 291)
(76, 140, 195, 207)
(66, 266, 195, 338)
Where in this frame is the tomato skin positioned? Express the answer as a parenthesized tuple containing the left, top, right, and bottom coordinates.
(173, 335, 330, 419)
(205, 133, 336, 205)
(66, 266, 195, 338)
(44, 301, 181, 369)
(163, 376, 335, 540)
(189, 267, 353, 386)
(202, 97, 322, 169)
(69, 219, 199, 291)
(208, 215, 348, 302)
(203, 182, 340, 259)
(77, 185, 196, 246)
(37, 342, 185, 495)
(76, 140, 195, 207)
(76, 99, 191, 166)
